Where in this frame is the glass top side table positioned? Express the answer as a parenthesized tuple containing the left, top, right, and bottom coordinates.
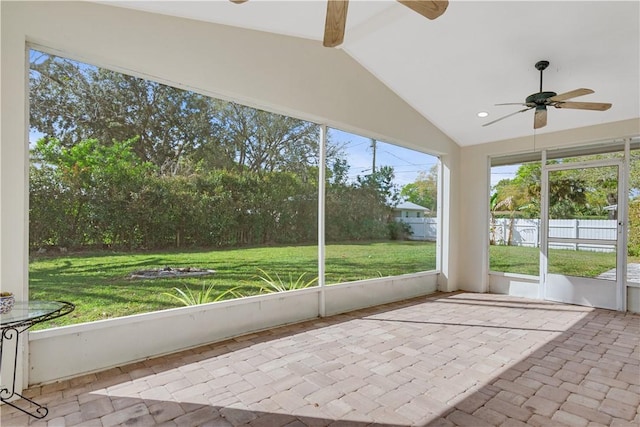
(1, 300, 75, 419)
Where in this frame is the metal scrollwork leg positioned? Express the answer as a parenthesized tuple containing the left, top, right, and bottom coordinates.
(1, 327, 20, 399)
(0, 327, 49, 419)
(1, 301, 74, 419)
(0, 392, 49, 419)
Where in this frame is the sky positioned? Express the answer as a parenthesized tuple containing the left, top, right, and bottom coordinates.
(329, 126, 518, 191)
(328, 128, 439, 187)
(491, 164, 518, 188)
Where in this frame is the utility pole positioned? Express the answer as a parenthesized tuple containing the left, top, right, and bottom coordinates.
(370, 138, 377, 173)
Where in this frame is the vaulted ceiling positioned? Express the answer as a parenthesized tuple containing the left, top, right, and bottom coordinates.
(96, 1, 639, 147)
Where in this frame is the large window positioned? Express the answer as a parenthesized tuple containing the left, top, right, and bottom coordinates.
(489, 161, 541, 275)
(324, 129, 439, 284)
(28, 49, 439, 329)
(29, 49, 319, 327)
(490, 141, 640, 279)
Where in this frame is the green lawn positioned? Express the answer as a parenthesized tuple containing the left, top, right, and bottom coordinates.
(33, 242, 628, 330)
(29, 241, 436, 329)
(490, 245, 639, 277)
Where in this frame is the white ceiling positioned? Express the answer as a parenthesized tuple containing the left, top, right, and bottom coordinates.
(96, 1, 639, 147)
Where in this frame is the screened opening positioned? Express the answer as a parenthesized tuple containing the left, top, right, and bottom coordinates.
(28, 48, 441, 329)
(324, 128, 439, 284)
(489, 138, 640, 280)
(489, 161, 541, 275)
(29, 48, 319, 327)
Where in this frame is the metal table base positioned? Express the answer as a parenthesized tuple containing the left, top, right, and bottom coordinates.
(1, 300, 75, 419)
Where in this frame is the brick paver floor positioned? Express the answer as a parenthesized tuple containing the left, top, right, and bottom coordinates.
(1, 292, 639, 426)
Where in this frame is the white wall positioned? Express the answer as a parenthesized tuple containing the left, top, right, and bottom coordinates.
(323, 272, 438, 316)
(1, 1, 460, 389)
(629, 287, 640, 313)
(30, 274, 438, 385)
(488, 272, 539, 299)
(0, 0, 30, 396)
(29, 289, 321, 384)
(438, 153, 460, 292)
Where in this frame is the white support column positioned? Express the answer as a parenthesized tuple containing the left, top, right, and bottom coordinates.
(1, 26, 30, 395)
(619, 139, 630, 311)
(436, 158, 443, 273)
(318, 124, 327, 317)
(539, 150, 548, 300)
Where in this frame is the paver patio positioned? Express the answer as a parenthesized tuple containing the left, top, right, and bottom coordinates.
(1, 292, 639, 426)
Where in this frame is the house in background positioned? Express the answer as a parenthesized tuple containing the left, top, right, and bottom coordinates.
(394, 201, 430, 219)
(394, 201, 436, 241)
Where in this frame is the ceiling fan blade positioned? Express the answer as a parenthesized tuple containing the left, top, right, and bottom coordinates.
(555, 101, 612, 111)
(324, 0, 349, 47)
(482, 107, 533, 127)
(232, 0, 448, 20)
(396, 0, 449, 20)
(534, 107, 547, 129)
(548, 88, 594, 102)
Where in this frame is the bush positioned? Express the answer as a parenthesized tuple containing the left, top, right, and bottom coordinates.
(388, 221, 412, 240)
(30, 138, 397, 251)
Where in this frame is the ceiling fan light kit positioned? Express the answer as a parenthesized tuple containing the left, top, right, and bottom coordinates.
(483, 60, 612, 129)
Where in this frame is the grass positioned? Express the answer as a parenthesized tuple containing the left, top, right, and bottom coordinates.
(29, 241, 436, 329)
(490, 245, 640, 276)
(30, 241, 635, 330)
(489, 246, 540, 275)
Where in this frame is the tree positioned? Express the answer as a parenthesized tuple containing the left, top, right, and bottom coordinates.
(29, 50, 324, 177)
(28, 49, 402, 250)
(30, 53, 213, 174)
(490, 193, 518, 245)
(400, 165, 438, 213)
(195, 102, 320, 178)
(356, 166, 400, 207)
(30, 137, 154, 248)
(327, 158, 350, 188)
(492, 161, 603, 220)
(490, 174, 534, 245)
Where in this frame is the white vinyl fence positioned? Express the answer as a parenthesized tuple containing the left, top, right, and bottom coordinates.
(397, 217, 617, 251)
(491, 218, 617, 253)
(396, 217, 438, 241)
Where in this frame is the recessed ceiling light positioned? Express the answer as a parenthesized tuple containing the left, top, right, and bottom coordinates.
(477, 111, 489, 118)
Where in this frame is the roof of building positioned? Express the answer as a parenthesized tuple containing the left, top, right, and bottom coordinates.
(395, 201, 430, 212)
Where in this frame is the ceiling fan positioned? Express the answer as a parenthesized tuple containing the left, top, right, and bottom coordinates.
(230, 0, 449, 47)
(483, 60, 612, 130)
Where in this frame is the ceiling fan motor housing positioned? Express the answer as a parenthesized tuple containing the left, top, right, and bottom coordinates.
(526, 91, 557, 105)
(535, 60, 550, 71)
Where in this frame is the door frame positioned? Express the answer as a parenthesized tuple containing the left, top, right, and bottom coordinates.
(540, 152, 627, 311)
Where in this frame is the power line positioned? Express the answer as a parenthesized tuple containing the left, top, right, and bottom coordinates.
(379, 149, 432, 167)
